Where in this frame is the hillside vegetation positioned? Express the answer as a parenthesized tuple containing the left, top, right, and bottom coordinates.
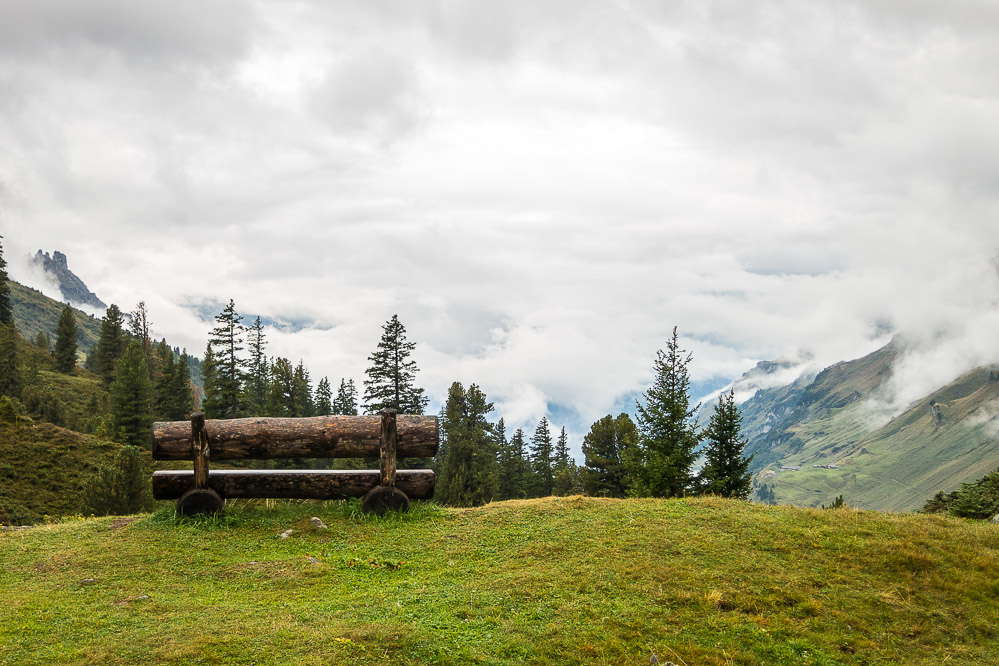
(743, 340, 999, 511)
(9, 280, 102, 353)
(1, 496, 997, 665)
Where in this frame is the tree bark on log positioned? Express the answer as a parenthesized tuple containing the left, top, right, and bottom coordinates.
(152, 469, 435, 500)
(152, 415, 438, 460)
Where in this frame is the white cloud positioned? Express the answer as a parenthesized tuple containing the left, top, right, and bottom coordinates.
(2, 0, 998, 458)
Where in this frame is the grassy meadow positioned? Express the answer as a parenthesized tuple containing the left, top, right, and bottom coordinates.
(2, 496, 997, 665)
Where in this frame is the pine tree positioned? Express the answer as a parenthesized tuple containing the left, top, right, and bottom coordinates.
(0, 235, 12, 326)
(266, 357, 296, 416)
(333, 378, 359, 415)
(631, 327, 701, 498)
(363, 315, 428, 414)
(170, 351, 193, 420)
(529, 417, 554, 497)
(129, 301, 153, 373)
(54, 304, 78, 373)
(244, 316, 268, 416)
(552, 427, 581, 496)
(506, 428, 530, 499)
(0, 323, 21, 399)
(315, 377, 333, 415)
(495, 418, 517, 500)
(292, 360, 314, 417)
(95, 304, 126, 385)
(208, 299, 245, 418)
(698, 389, 753, 498)
(582, 413, 638, 498)
(110, 341, 153, 448)
(436, 382, 498, 507)
(200, 343, 220, 417)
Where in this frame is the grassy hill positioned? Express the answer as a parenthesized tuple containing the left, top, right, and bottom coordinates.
(0, 407, 121, 525)
(743, 341, 999, 511)
(1, 496, 996, 665)
(9, 279, 103, 355)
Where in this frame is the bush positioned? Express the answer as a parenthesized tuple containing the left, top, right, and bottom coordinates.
(921, 469, 999, 520)
(82, 445, 156, 516)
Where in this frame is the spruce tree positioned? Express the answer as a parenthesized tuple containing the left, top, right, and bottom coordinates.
(244, 316, 268, 415)
(0, 323, 21, 399)
(110, 341, 153, 448)
(507, 428, 530, 499)
(315, 377, 333, 415)
(0, 235, 12, 326)
(529, 417, 554, 497)
(552, 427, 581, 496)
(363, 315, 428, 414)
(436, 382, 499, 507)
(170, 351, 193, 420)
(334, 378, 359, 415)
(208, 299, 245, 417)
(54, 304, 78, 373)
(95, 304, 126, 385)
(292, 360, 314, 417)
(266, 357, 295, 416)
(129, 301, 153, 372)
(495, 418, 516, 500)
(582, 413, 638, 498)
(698, 389, 754, 498)
(200, 343, 220, 417)
(631, 327, 701, 498)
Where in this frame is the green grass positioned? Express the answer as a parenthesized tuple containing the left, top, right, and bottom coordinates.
(2, 496, 997, 665)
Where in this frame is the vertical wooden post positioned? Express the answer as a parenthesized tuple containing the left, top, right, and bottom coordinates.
(362, 408, 409, 514)
(192, 413, 210, 489)
(380, 408, 398, 488)
(176, 412, 224, 516)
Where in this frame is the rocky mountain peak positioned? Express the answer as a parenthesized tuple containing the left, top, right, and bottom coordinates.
(32, 250, 106, 310)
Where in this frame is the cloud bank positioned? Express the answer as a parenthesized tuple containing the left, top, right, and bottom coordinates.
(2, 0, 998, 454)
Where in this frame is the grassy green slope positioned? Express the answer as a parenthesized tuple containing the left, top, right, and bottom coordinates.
(9, 280, 103, 353)
(0, 417, 119, 525)
(754, 347, 999, 511)
(1, 497, 996, 665)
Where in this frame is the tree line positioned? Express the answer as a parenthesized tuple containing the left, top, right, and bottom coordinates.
(1, 232, 753, 509)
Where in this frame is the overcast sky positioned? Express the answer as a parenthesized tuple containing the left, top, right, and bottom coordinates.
(2, 1, 999, 452)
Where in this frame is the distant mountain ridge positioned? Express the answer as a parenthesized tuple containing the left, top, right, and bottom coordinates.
(32, 250, 106, 309)
(737, 339, 999, 511)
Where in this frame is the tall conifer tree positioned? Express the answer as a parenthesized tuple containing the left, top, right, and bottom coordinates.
(699, 389, 754, 498)
(54, 304, 78, 373)
(200, 343, 220, 417)
(0, 235, 12, 326)
(208, 299, 245, 417)
(95, 304, 126, 385)
(0, 323, 21, 398)
(582, 413, 638, 498)
(437, 382, 499, 507)
(529, 417, 555, 497)
(333, 378, 359, 415)
(631, 327, 701, 498)
(315, 377, 333, 415)
(244, 316, 269, 415)
(363, 315, 428, 414)
(110, 341, 153, 448)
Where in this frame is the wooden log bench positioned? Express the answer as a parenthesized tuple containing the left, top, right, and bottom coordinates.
(151, 409, 437, 516)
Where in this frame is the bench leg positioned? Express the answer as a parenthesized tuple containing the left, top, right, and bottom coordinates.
(177, 488, 224, 516)
(361, 486, 410, 514)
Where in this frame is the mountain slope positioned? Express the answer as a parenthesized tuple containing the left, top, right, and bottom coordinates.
(742, 340, 999, 511)
(9, 279, 103, 352)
